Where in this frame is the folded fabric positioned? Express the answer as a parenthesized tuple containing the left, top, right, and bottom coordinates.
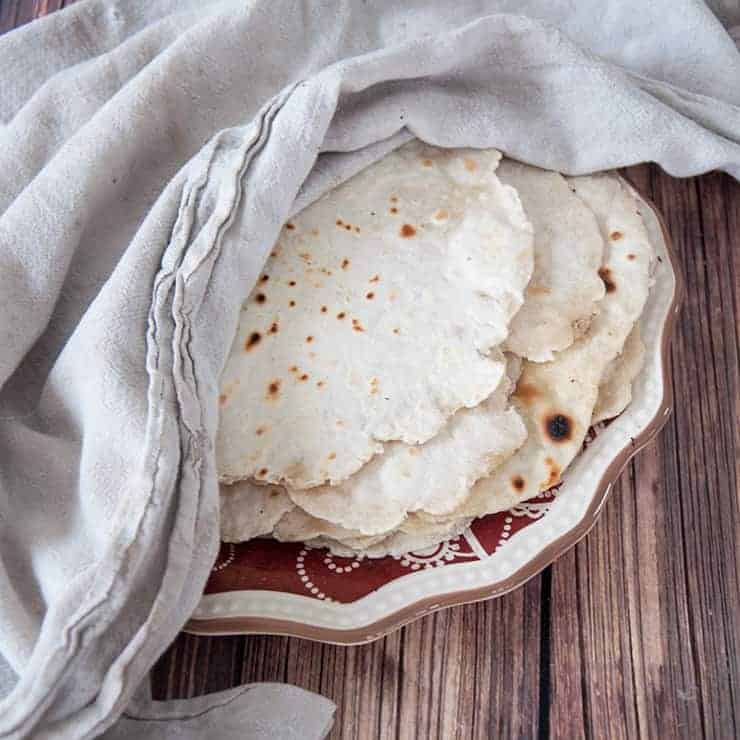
(0, 1, 738, 737)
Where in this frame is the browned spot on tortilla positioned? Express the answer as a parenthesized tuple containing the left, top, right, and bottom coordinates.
(299, 373, 309, 381)
(310, 228, 320, 236)
(513, 382, 539, 404)
(352, 323, 364, 333)
(341, 259, 350, 269)
(511, 475, 525, 492)
(218, 394, 228, 406)
(543, 412, 573, 443)
(345, 224, 352, 231)
(393, 328, 400, 335)
(288, 280, 296, 287)
(270, 249, 279, 258)
(255, 426, 266, 436)
(422, 158, 433, 167)
(408, 446, 420, 456)
(245, 331, 261, 350)
(255, 293, 266, 304)
(267, 380, 281, 399)
(337, 311, 346, 320)
(464, 158, 477, 172)
(369, 274, 380, 283)
(527, 283, 551, 296)
(285, 223, 295, 231)
(317, 380, 325, 388)
(434, 208, 449, 221)
(336, 219, 343, 226)
(328, 452, 336, 460)
(369, 377, 379, 394)
(289, 300, 296, 307)
(366, 292, 374, 300)
(320, 306, 328, 313)
(267, 322, 278, 335)
(269, 489, 281, 498)
(400, 224, 416, 238)
(320, 268, 333, 276)
(258, 467, 268, 476)
(299, 252, 311, 262)
(542, 456, 561, 488)
(390, 196, 398, 203)
(289, 365, 298, 373)
(627, 253, 636, 261)
(609, 230, 623, 241)
(389, 207, 398, 214)
(598, 266, 616, 293)
(305, 335, 314, 343)
(260, 274, 269, 283)
(354, 226, 360, 233)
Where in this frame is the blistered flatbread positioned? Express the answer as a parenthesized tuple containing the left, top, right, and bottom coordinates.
(217, 140, 533, 489)
(220, 481, 293, 543)
(592, 323, 645, 424)
(286, 356, 526, 535)
(499, 160, 606, 361)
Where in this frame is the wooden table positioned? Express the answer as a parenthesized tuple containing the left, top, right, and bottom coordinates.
(2, 3, 738, 737)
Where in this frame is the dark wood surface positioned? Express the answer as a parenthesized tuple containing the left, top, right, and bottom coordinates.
(2, 3, 738, 738)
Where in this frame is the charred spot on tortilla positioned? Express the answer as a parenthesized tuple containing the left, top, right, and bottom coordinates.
(320, 306, 328, 313)
(285, 223, 295, 231)
(366, 292, 374, 300)
(369, 274, 380, 283)
(543, 413, 573, 442)
(609, 230, 623, 240)
(511, 475, 526, 491)
(268, 322, 279, 335)
(389, 207, 398, 214)
(337, 312, 346, 320)
(341, 259, 350, 269)
(257, 467, 268, 477)
(627, 253, 636, 261)
(289, 300, 296, 307)
(255, 426, 266, 436)
(260, 275, 270, 283)
(299, 373, 309, 381)
(598, 266, 616, 293)
(305, 335, 314, 343)
(255, 293, 266, 304)
(245, 332, 261, 350)
(266, 380, 281, 399)
(400, 224, 416, 238)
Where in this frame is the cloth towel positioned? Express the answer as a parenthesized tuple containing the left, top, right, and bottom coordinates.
(0, 1, 738, 737)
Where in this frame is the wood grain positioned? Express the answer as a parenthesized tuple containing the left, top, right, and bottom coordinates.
(2, 4, 738, 738)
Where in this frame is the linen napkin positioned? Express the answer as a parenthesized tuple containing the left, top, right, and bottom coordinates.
(0, 1, 738, 737)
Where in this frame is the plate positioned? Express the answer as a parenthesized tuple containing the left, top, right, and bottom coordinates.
(186, 179, 682, 643)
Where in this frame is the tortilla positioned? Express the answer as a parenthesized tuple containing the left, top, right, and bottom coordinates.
(498, 160, 606, 361)
(216, 140, 534, 489)
(272, 506, 386, 549)
(419, 172, 654, 522)
(592, 323, 645, 424)
(307, 518, 473, 559)
(286, 355, 526, 535)
(219, 481, 294, 543)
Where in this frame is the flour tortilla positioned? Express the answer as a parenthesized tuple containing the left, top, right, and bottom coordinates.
(592, 323, 645, 424)
(272, 506, 386, 549)
(219, 481, 294, 543)
(286, 355, 526, 536)
(306, 518, 473, 559)
(217, 140, 534, 489)
(419, 173, 654, 522)
(498, 160, 606, 361)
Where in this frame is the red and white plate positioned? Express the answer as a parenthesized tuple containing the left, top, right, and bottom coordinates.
(187, 180, 682, 644)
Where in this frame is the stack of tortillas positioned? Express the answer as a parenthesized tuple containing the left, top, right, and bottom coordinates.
(216, 140, 654, 558)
